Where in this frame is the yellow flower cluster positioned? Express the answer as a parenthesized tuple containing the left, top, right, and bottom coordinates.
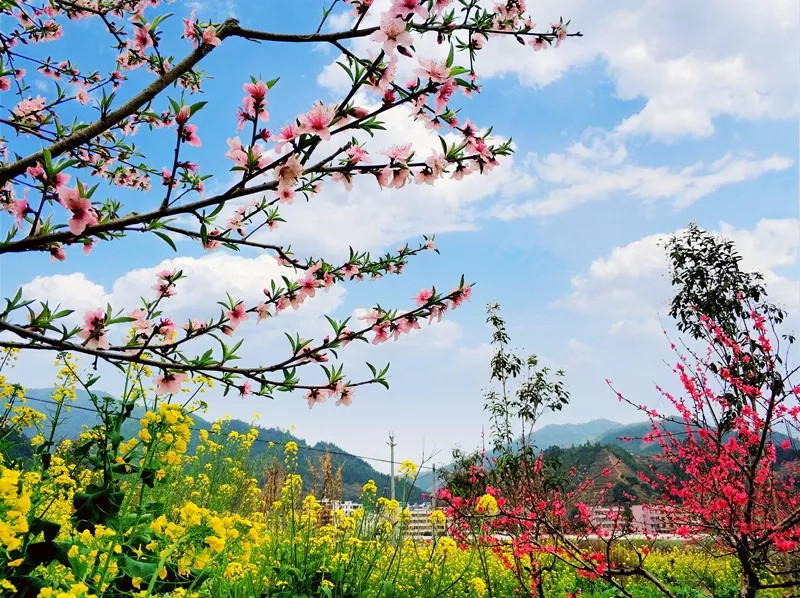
(399, 460, 417, 478)
(0, 465, 31, 552)
(0, 379, 775, 598)
(475, 493, 499, 516)
(138, 403, 192, 463)
(428, 509, 447, 527)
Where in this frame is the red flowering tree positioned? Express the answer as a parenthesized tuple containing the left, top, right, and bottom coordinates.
(440, 229, 800, 598)
(0, 1, 578, 400)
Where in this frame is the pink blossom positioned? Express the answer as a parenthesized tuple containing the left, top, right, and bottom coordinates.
(384, 143, 412, 163)
(347, 145, 370, 164)
(274, 155, 303, 190)
(0, 78, 10, 92)
(75, 87, 90, 105)
(26, 164, 44, 179)
(13, 96, 47, 123)
(225, 137, 248, 167)
(176, 105, 191, 125)
(7, 197, 28, 228)
(240, 381, 253, 397)
(202, 26, 221, 46)
(48, 171, 70, 191)
(182, 10, 198, 46)
(470, 32, 485, 49)
(133, 23, 152, 51)
(154, 371, 188, 396)
(390, 168, 409, 189)
(78, 308, 109, 350)
(244, 80, 269, 103)
(153, 271, 177, 298)
(393, 314, 421, 340)
(530, 36, 547, 51)
(372, 322, 390, 344)
(552, 22, 568, 45)
(331, 171, 353, 190)
(129, 308, 153, 335)
(375, 165, 392, 189)
(298, 271, 320, 300)
(181, 124, 202, 147)
(391, 0, 427, 19)
(432, 0, 453, 16)
(371, 14, 413, 54)
(275, 124, 300, 153)
(434, 79, 457, 114)
(277, 186, 295, 203)
(256, 303, 271, 320)
(226, 303, 248, 330)
(359, 309, 382, 326)
(306, 388, 326, 409)
(156, 318, 177, 339)
(342, 263, 360, 278)
(50, 246, 66, 262)
(336, 386, 354, 407)
(415, 58, 451, 83)
(414, 288, 433, 306)
(298, 101, 336, 140)
(58, 186, 98, 235)
(161, 167, 176, 187)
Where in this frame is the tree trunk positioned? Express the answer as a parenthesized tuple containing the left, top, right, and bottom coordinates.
(739, 570, 757, 598)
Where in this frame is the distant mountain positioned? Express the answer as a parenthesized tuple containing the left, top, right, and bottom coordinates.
(417, 417, 798, 493)
(19, 388, 423, 502)
(531, 419, 625, 449)
(416, 419, 624, 492)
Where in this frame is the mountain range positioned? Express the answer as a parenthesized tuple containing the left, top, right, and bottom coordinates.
(15, 390, 796, 501)
(19, 388, 423, 502)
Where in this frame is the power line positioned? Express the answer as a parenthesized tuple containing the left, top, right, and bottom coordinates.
(14, 394, 437, 472)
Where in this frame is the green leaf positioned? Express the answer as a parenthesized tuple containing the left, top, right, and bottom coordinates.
(154, 231, 177, 251)
(189, 100, 207, 116)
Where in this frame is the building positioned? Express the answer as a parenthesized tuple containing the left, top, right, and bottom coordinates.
(403, 504, 447, 538)
(588, 504, 674, 535)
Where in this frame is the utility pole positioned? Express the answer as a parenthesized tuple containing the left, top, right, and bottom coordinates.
(432, 464, 437, 507)
(388, 432, 396, 501)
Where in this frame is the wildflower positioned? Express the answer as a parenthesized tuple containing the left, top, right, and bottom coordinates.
(469, 577, 487, 597)
(399, 460, 417, 478)
(476, 493, 499, 515)
(428, 509, 446, 527)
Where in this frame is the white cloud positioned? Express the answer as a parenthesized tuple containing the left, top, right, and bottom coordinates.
(561, 219, 800, 336)
(21, 273, 112, 324)
(493, 135, 792, 219)
(471, 0, 800, 140)
(243, 99, 534, 258)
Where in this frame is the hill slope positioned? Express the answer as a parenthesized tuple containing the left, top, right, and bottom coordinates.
(21, 388, 422, 501)
(416, 419, 625, 492)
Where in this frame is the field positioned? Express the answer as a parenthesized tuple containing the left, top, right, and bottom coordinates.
(0, 376, 775, 598)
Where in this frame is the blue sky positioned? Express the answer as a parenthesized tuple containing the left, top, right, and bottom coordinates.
(2, 0, 798, 471)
